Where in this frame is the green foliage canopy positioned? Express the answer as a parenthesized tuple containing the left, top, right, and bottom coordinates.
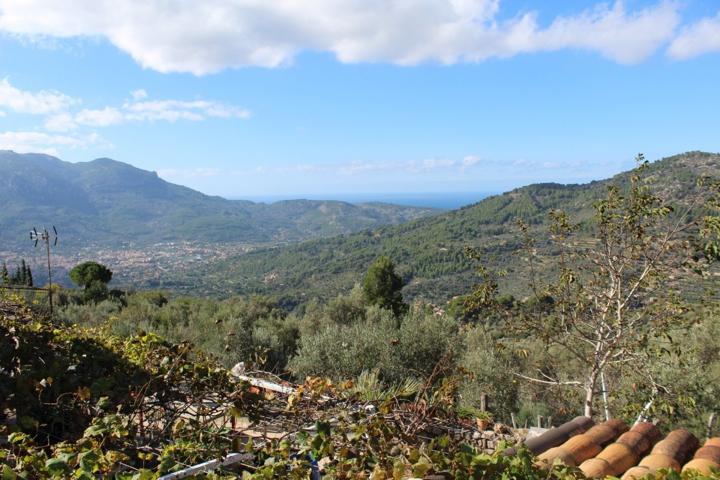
(362, 255, 406, 316)
(69, 261, 113, 289)
(69, 261, 113, 303)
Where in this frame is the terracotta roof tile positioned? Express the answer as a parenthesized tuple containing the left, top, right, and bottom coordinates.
(528, 417, 720, 478)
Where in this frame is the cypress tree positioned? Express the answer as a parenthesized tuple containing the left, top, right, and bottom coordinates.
(362, 255, 407, 317)
(26, 265, 33, 287)
(19, 260, 27, 286)
(1, 262, 8, 284)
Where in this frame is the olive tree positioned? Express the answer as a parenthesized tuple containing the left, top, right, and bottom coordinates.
(473, 156, 720, 418)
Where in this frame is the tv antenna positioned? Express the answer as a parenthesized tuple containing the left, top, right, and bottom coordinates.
(29, 226, 58, 316)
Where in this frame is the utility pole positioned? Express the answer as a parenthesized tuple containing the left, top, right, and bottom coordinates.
(30, 226, 58, 317)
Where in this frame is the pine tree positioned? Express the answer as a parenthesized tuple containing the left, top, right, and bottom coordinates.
(25, 265, 33, 287)
(362, 255, 407, 317)
(1, 262, 9, 284)
(69, 261, 113, 303)
(19, 259, 28, 286)
(12, 265, 22, 285)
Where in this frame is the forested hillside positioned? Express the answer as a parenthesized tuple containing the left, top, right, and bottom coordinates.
(0, 151, 438, 251)
(161, 151, 720, 303)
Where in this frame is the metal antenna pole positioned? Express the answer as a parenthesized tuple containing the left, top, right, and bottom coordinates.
(45, 230, 53, 316)
(30, 226, 58, 317)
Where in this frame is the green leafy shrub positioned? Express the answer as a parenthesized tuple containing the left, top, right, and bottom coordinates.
(290, 303, 458, 385)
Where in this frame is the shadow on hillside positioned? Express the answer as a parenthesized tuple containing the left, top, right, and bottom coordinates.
(1, 301, 151, 442)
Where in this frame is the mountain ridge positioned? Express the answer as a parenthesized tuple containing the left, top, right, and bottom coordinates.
(0, 151, 440, 252)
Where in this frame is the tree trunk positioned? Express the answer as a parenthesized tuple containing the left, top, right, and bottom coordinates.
(584, 370, 599, 417)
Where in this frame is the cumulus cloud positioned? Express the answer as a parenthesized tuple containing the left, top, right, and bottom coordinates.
(44, 113, 77, 132)
(0, 78, 75, 114)
(130, 88, 148, 100)
(0, 130, 101, 154)
(0, 79, 251, 152)
(0, 1, 681, 74)
(533, 2, 680, 64)
(75, 107, 126, 127)
(38, 87, 250, 131)
(668, 11, 720, 59)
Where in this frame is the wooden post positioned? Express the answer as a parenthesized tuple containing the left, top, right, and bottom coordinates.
(45, 235, 53, 317)
(480, 394, 487, 412)
(537, 415, 542, 428)
(510, 412, 517, 429)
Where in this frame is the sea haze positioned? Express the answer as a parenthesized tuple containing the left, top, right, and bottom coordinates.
(231, 192, 496, 210)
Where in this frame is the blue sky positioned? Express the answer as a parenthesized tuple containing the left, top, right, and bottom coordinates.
(0, 0, 719, 198)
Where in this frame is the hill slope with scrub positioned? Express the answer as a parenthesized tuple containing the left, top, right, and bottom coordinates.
(169, 151, 720, 303)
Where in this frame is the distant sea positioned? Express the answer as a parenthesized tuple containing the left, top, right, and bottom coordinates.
(229, 192, 496, 210)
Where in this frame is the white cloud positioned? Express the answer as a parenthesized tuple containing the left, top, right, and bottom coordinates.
(667, 11, 720, 59)
(44, 113, 77, 132)
(131, 88, 148, 100)
(462, 155, 480, 167)
(124, 102, 200, 122)
(157, 167, 223, 180)
(69, 99, 251, 126)
(0, 78, 75, 114)
(337, 161, 393, 175)
(7, 78, 252, 131)
(125, 99, 251, 122)
(0, 80, 250, 156)
(254, 157, 471, 176)
(0, 130, 101, 154)
(533, 2, 680, 64)
(422, 158, 456, 169)
(75, 107, 125, 127)
(542, 161, 562, 169)
(0, 1, 681, 74)
(162, 154, 592, 182)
